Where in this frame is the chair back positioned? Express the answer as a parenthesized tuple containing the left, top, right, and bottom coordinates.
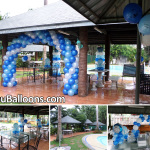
(34, 134, 42, 149)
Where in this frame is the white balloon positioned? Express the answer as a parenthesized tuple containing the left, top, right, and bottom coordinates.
(64, 58, 69, 63)
(65, 73, 71, 79)
(63, 78, 68, 84)
(13, 73, 16, 78)
(72, 62, 79, 68)
(7, 82, 13, 87)
(144, 115, 148, 120)
(69, 67, 75, 74)
(136, 118, 142, 123)
(31, 35, 36, 39)
(11, 61, 16, 65)
(76, 57, 79, 63)
(75, 79, 78, 84)
(49, 31, 56, 36)
(6, 51, 11, 57)
(56, 45, 60, 50)
(11, 77, 16, 82)
(141, 34, 150, 46)
(3, 55, 8, 61)
(11, 50, 16, 55)
(2, 73, 7, 78)
(133, 125, 139, 130)
(53, 39, 59, 45)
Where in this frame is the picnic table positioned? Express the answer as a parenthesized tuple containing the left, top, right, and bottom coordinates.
(62, 130, 73, 135)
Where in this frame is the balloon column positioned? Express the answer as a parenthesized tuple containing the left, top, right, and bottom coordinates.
(18, 114, 28, 132)
(2, 30, 79, 96)
(111, 123, 129, 146)
(128, 114, 150, 142)
(52, 49, 61, 76)
(13, 123, 20, 134)
(95, 47, 105, 71)
(37, 119, 42, 128)
(44, 58, 51, 69)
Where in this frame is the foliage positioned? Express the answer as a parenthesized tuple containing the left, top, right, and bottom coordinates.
(50, 126, 57, 135)
(16, 58, 29, 68)
(93, 129, 103, 133)
(110, 45, 149, 63)
(51, 133, 92, 149)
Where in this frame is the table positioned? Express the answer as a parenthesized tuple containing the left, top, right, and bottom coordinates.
(89, 69, 109, 87)
(62, 130, 73, 135)
(85, 129, 91, 132)
(0, 130, 31, 150)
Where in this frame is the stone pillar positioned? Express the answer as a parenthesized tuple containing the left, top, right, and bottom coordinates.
(105, 34, 110, 81)
(78, 27, 88, 97)
(1, 34, 8, 85)
(49, 46, 53, 76)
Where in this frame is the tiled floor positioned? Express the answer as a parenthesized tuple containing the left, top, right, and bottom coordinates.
(0, 77, 150, 104)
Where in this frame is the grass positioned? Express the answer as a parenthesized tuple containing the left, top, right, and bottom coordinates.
(51, 133, 91, 150)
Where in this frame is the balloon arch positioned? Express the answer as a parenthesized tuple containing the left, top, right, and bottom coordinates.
(2, 30, 79, 96)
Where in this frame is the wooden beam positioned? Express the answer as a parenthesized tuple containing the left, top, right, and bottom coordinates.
(105, 34, 110, 81)
(22, 107, 24, 132)
(78, 27, 88, 97)
(1, 34, 8, 86)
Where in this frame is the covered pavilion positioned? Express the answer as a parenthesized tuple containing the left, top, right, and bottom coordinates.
(0, 0, 150, 104)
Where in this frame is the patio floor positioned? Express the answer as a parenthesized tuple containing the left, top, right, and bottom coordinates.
(0, 77, 150, 104)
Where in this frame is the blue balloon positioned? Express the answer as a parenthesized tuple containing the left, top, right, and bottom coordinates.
(72, 73, 78, 79)
(13, 81, 17, 86)
(64, 83, 71, 90)
(10, 44, 15, 50)
(133, 122, 137, 125)
(71, 49, 78, 56)
(68, 78, 75, 85)
(24, 119, 28, 123)
(13, 54, 18, 58)
(74, 90, 78, 95)
(71, 45, 75, 50)
(4, 60, 10, 66)
(123, 3, 142, 24)
(63, 68, 69, 73)
(8, 73, 13, 78)
(68, 89, 74, 96)
(11, 69, 16, 73)
(28, 38, 34, 43)
(60, 44, 66, 50)
(139, 14, 150, 35)
(8, 56, 14, 62)
(22, 45, 26, 48)
(59, 38, 65, 44)
(75, 68, 79, 74)
(63, 89, 68, 95)
(4, 77, 10, 83)
(61, 50, 66, 56)
(3, 82, 7, 87)
(4, 69, 10, 74)
(23, 56, 28, 61)
(7, 46, 11, 51)
(65, 62, 72, 69)
(65, 52, 71, 58)
(72, 83, 78, 90)
(69, 56, 76, 63)
(57, 34, 64, 39)
(2, 65, 7, 70)
(46, 35, 52, 41)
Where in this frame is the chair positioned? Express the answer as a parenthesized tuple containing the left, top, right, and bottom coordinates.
(22, 134, 42, 150)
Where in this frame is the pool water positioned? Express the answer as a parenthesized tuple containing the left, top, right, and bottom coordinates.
(97, 136, 107, 146)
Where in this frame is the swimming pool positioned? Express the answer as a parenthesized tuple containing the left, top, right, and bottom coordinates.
(97, 136, 107, 146)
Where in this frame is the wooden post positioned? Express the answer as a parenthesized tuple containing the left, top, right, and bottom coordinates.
(135, 28, 141, 104)
(22, 107, 24, 132)
(78, 27, 88, 97)
(49, 46, 53, 76)
(35, 52, 38, 61)
(105, 34, 110, 81)
(1, 35, 8, 85)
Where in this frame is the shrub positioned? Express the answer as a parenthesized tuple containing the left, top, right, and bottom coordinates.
(16, 58, 29, 68)
(93, 129, 103, 134)
(50, 126, 57, 135)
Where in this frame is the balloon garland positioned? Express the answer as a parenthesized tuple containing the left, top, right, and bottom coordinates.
(2, 30, 79, 96)
(18, 114, 28, 132)
(110, 123, 129, 146)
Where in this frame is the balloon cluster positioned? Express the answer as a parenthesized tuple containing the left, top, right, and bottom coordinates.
(13, 123, 20, 134)
(95, 47, 105, 71)
(52, 49, 61, 76)
(22, 56, 28, 62)
(123, 3, 150, 46)
(37, 119, 42, 128)
(44, 58, 51, 69)
(111, 123, 129, 146)
(18, 114, 28, 132)
(2, 30, 79, 96)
